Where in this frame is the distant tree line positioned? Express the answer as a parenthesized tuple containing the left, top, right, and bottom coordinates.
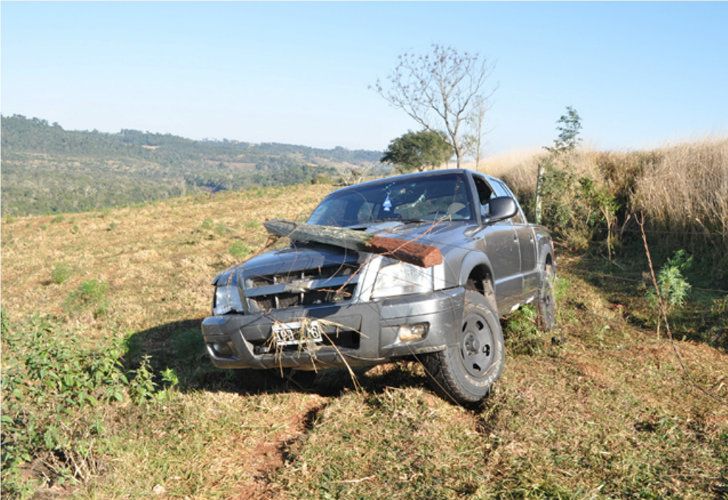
(1, 115, 385, 215)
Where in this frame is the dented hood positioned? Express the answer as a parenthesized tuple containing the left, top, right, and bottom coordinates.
(212, 220, 470, 286)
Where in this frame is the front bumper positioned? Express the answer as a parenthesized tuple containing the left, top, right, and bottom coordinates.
(201, 287, 465, 370)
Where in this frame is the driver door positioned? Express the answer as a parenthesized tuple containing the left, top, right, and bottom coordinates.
(473, 176, 522, 311)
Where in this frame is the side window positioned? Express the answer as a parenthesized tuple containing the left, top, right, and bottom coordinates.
(473, 176, 493, 217)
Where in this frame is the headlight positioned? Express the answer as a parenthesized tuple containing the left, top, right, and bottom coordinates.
(371, 260, 434, 299)
(213, 285, 243, 315)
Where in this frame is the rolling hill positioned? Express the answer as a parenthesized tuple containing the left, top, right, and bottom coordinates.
(0, 115, 385, 216)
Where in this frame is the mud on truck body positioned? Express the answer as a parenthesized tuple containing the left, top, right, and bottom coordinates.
(202, 169, 556, 404)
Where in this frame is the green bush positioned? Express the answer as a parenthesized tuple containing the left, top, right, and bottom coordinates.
(646, 249, 692, 335)
(1, 316, 128, 492)
(539, 164, 618, 251)
(1, 315, 175, 494)
(129, 355, 156, 404)
(228, 241, 250, 259)
(50, 263, 72, 284)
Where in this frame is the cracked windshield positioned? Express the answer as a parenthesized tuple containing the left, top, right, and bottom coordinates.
(308, 173, 472, 227)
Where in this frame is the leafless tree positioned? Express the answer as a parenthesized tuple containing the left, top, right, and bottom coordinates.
(374, 44, 496, 167)
(464, 95, 489, 170)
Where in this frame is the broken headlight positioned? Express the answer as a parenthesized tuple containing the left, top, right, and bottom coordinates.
(371, 260, 434, 299)
(213, 285, 244, 315)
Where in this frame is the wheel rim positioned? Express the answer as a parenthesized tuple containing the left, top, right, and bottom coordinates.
(459, 312, 495, 378)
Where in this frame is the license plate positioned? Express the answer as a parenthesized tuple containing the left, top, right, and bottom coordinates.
(272, 320, 323, 347)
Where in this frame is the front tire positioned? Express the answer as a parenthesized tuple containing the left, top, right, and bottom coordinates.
(424, 290, 505, 405)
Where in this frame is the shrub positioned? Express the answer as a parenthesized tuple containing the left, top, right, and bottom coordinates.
(129, 355, 156, 404)
(646, 249, 692, 335)
(1, 316, 129, 491)
(537, 161, 619, 251)
(50, 263, 72, 284)
(229, 241, 250, 259)
(1, 315, 174, 493)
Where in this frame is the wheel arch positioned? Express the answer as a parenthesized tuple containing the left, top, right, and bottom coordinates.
(458, 253, 495, 297)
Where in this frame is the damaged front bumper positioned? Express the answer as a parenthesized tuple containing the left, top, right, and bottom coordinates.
(201, 287, 465, 370)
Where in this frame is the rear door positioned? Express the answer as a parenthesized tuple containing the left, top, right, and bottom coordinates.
(473, 175, 522, 309)
(497, 180, 539, 297)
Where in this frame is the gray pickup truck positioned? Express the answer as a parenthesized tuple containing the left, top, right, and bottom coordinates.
(202, 169, 556, 403)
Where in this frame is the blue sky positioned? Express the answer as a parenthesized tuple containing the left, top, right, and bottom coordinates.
(2, 2, 727, 154)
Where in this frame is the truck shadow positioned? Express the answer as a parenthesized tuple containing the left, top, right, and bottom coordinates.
(125, 318, 432, 397)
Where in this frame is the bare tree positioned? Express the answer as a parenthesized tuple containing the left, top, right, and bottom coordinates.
(464, 95, 489, 170)
(374, 44, 495, 167)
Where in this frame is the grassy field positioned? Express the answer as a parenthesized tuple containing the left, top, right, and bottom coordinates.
(2, 183, 727, 498)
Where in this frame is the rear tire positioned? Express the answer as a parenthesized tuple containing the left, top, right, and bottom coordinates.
(424, 290, 505, 405)
(537, 263, 556, 331)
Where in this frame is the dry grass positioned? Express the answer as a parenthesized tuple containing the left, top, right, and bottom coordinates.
(2, 180, 727, 498)
(492, 138, 728, 243)
(1, 185, 327, 336)
(276, 271, 728, 498)
(633, 139, 728, 246)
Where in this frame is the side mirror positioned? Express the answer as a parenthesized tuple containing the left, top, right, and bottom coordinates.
(484, 196, 517, 224)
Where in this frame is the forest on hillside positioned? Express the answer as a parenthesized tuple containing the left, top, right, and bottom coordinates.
(0, 115, 384, 215)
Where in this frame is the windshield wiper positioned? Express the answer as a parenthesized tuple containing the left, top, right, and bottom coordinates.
(399, 218, 429, 224)
(366, 217, 429, 224)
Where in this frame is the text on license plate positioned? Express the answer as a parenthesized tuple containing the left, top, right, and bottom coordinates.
(272, 320, 324, 346)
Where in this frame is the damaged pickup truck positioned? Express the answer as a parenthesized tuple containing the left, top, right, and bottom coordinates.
(202, 169, 556, 404)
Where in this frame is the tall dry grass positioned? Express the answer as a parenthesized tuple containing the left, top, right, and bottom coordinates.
(489, 138, 728, 254)
(632, 139, 728, 247)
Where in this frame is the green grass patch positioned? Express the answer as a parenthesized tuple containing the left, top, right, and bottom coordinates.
(228, 241, 250, 259)
(50, 262, 73, 284)
(64, 279, 109, 317)
(503, 305, 544, 355)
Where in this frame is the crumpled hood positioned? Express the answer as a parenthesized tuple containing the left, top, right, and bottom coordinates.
(212, 243, 364, 286)
(212, 220, 470, 285)
(365, 220, 469, 245)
